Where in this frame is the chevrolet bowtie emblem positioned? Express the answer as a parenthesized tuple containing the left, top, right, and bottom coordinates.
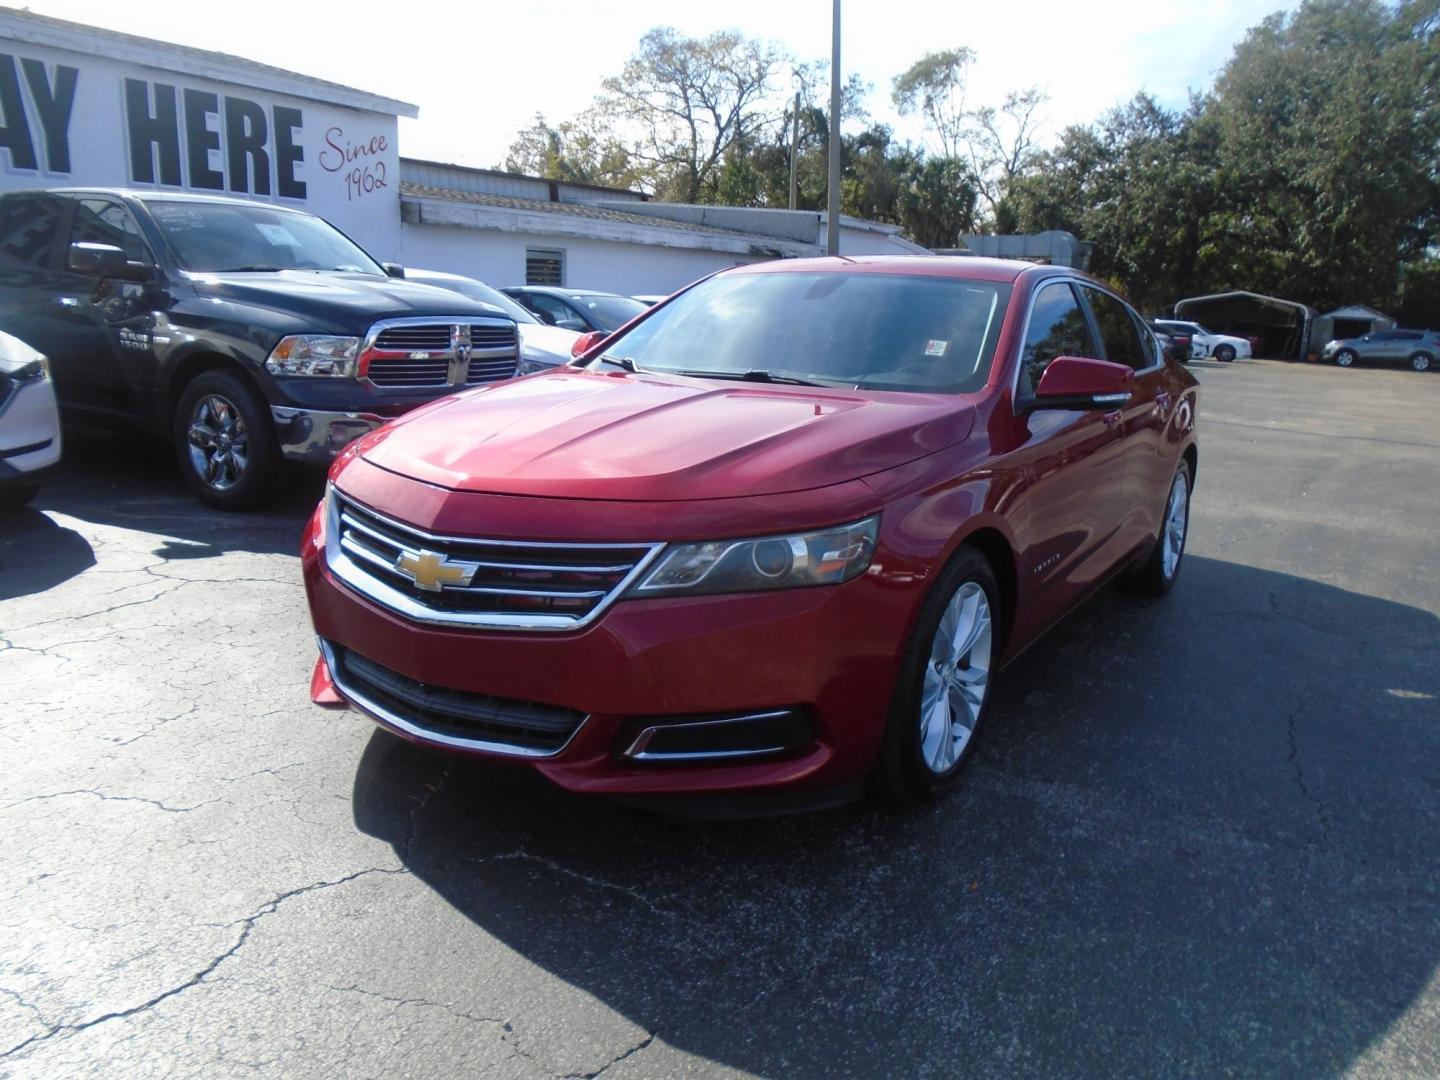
(394, 549, 477, 592)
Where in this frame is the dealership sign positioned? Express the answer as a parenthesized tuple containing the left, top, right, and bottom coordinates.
(0, 24, 409, 257)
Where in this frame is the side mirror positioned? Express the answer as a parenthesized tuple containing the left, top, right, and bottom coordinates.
(383, 263, 406, 278)
(571, 330, 609, 358)
(1030, 356, 1133, 410)
(69, 242, 148, 281)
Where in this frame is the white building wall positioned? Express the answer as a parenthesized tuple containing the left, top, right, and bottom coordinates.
(397, 222, 771, 295)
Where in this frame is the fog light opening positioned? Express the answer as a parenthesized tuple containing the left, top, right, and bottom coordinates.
(622, 708, 813, 762)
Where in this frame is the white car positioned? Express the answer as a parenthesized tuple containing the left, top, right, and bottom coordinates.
(1155, 320, 1253, 362)
(402, 267, 582, 373)
(0, 330, 61, 510)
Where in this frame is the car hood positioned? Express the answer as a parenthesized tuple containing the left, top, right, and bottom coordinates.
(518, 323, 582, 362)
(187, 271, 499, 332)
(357, 368, 975, 501)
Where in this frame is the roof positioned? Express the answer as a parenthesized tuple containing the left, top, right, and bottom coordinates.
(0, 6, 417, 117)
(1175, 289, 1316, 316)
(725, 255, 1033, 283)
(399, 159, 647, 201)
(399, 183, 787, 243)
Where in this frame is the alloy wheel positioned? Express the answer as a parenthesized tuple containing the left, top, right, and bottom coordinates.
(186, 394, 249, 491)
(1162, 470, 1189, 580)
(1337, 350, 1355, 367)
(1413, 353, 1432, 372)
(919, 581, 992, 774)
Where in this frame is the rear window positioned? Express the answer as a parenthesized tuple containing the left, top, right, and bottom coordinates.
(596, 270, 1012, 394)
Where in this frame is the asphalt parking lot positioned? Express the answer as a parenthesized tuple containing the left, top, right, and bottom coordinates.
(2, 359, 1438, 1078)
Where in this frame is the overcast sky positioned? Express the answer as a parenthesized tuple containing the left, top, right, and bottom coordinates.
(25, 0, 1299, 170)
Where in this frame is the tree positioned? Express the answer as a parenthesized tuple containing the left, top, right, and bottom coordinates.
(595, 27, 794, 202)
(896, 157, 979, 249)
(965, 87, 1048, 220)
(890, 48, 975, 161)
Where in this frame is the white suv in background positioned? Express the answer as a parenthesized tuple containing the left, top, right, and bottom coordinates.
(1155, 320, 1253, 362)
(0, 330, 61, 510)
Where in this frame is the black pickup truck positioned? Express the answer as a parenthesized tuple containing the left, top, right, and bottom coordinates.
(0, 188, 518, 508)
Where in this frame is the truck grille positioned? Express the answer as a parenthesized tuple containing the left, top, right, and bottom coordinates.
(326, 492, 663, 631)
(322, 640, 584, 755)
(363, 319, 519, 389)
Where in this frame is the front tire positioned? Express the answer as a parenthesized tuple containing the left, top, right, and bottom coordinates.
(1335, 349, 1357, 368)
(1411, 352, 1432, 373)
(875, 546, 1001, 803)
(1124, 460, 1192, 597)
(1214, 344, 1236, 363)
(173, 369, 280, 510)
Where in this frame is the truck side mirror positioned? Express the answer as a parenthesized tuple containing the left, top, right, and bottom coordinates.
(383, 263, 406, 279)
(69, 242, 143, 280)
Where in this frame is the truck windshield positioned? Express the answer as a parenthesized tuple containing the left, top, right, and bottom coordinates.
(144, 200, 385, 275)
(594, 271, 1011, 394)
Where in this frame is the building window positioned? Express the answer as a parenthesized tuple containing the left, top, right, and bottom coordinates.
(526, 248, 565, 286)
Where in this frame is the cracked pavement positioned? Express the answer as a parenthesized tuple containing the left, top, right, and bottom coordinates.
(2, 360, 1438, 1078)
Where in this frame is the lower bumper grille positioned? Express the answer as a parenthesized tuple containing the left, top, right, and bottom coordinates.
(323, 640, 585, 755)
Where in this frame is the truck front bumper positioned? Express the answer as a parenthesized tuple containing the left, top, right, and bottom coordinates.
(271, 407, 385, 466)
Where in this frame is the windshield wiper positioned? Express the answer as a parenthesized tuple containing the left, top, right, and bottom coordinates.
(597, 355, 644, 374)
(673, 368, 830, 387)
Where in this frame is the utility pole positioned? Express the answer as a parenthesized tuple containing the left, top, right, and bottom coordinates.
(826, 0, 841, 255)
(788, 90, 800, 211)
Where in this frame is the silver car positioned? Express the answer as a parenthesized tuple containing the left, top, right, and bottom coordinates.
(1323, 329, 1439, 372)
(0, 330, 62, 509)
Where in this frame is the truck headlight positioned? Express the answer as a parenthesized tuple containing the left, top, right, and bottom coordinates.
(628, 516, 879, 598)
(266, 335, 359, 377)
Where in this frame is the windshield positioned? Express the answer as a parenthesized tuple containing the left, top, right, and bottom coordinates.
(429, 278, 537, 323)
(571, 294, 649, 331)
(145, 200, 385, 275)
(593, 271, 1011, 393)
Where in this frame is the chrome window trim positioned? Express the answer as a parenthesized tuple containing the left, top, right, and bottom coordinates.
(622, 710, 797, 761)
(320, 639, 584, 758)
(326, 489, 666, 632)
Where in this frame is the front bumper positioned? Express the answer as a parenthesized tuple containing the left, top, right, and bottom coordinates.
(0, 376, 62, 482)
(300, 501, 915, 798)
(271, 407, 385, 465)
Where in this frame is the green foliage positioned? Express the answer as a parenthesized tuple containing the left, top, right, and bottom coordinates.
(1012, 0, 1440, 313)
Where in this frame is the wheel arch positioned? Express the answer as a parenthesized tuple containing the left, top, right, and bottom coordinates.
(163, 351, 263, 430)
(952, 524, 1017, 656)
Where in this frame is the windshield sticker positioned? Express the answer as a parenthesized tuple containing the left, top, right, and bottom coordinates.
(924, 339, 950, 357)
(256, 224, 301, 247)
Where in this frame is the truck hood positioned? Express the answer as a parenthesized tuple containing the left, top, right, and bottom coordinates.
(187, 270, 499, 333)
(357, 368, 975, 501)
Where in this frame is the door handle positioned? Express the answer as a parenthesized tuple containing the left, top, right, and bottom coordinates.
(1102, 410, 1123, 426)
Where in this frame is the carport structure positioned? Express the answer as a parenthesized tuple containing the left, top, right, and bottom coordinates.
(1175, 290, 1316, 360)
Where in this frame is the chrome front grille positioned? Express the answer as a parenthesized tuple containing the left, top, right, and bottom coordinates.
(362, 318, 519, 389)
(326, 492, 664, 631)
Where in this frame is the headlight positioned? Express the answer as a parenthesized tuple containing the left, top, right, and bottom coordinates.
(266, 335, 359, 377)
(629, 516, 879, 598)
(517, 353, 561, 375)
(0, 345, 49, 381)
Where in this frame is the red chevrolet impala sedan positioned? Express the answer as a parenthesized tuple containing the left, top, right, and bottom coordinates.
(301, 257, 1198, 806)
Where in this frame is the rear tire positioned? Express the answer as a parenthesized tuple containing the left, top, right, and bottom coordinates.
(875, 546, 1001, 803)
(0, 483, 39, 510)
(1411, 352, 1432, 373)
(1123, 460, 1192, 597)
(1335, 349, 1357, 368)
(173, 369, 280, 510)
(1214, 344, 1236, 363)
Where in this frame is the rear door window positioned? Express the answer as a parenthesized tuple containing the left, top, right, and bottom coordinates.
(1019, 282, 1098, 396)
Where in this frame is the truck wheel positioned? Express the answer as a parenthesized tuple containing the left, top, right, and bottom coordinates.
(173, 369, 279, 510)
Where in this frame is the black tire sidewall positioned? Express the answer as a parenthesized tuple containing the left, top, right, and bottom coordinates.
(877, 546, 1001, 802)
(173, 369, 278, 509)
(0, 483, 39, 510)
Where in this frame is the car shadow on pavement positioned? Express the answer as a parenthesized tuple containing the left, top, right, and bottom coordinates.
(350, 555, 1440, 1075)
(0, 507, 96, 601)
(23, 429, 324, 560)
